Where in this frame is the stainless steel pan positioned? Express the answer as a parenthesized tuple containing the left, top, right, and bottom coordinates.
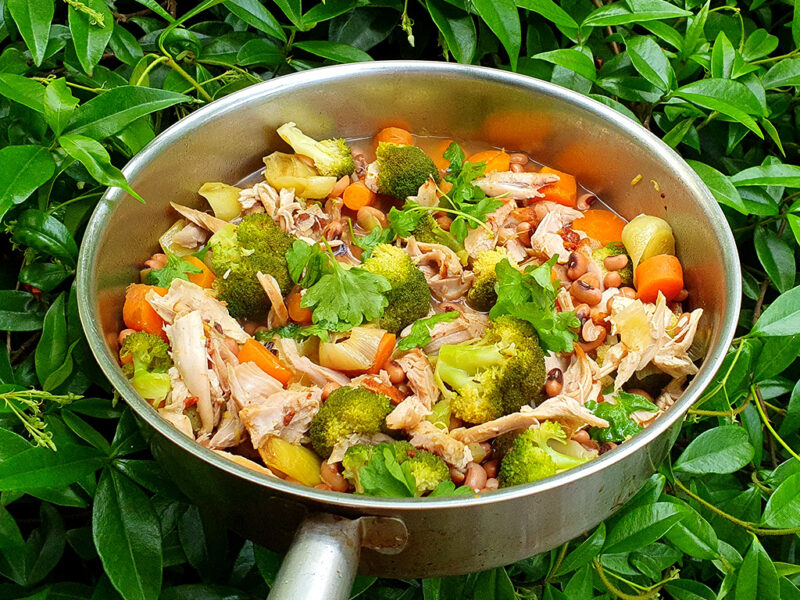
(77, 61, 741, 600)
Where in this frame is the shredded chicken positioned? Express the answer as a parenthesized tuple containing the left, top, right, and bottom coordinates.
(239, 387, 322, 447)
(386, 396, 431, 430)
(206, 399, 246, 449)
(530, 211, 571, 264)
(257, 271, 289, 328)
(423, 310, 489, 355)
(327, 432, 395, 464)
(402, 238, 473, 301)
(408, 178, 438, 207)
(464, 199, 517, 258)
(474, 171, 559, 200)
(364, 162, 380, 192)
(172, 222, 208, 249)
(395, 349, 438, 409)
(276, 338, 351, 387)
(170, 202, 228, 233)
(239, 182, 329, 238)
(408, 420, 473, 469)
(227, 362, 284, 409)
(159, 409, 194, 439)
(561, 346, 602, 405)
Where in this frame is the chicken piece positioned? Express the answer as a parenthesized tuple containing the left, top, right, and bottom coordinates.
(213, 450, 276, 477)
(562, 346, 602, 406)
(172, 222, 208, 249)
(364, 162, 380, 193)
(257, 271, 289, 328)
(166, 311, 213, 434)
(239, 387, 322, 447)
(207, 328, 238, 395)
(386, 396, 431, 430)
(276, 338, 351, 387)
(428, 275, 475, 302)
(170, 202, 228, 233)
(408, 420, 473, 469)
(327, 432, 395, 464)
(653, 309, 703, 377)
(158, 409, 194, 439)
(530, 211, 571, 264)
(556, 288, 575, 312)
(227, 361, 284, 410)
(402, 238, 474, 302)
(408, 178, 439, 207)
(508, 201, 583, 228)
(451, 397, 609, 444)
(147, 279, 249, 343)
(206, 399, 246, 449)
(395, 349, 438, 409)
(164, 366, 190, 411)
(474, 171, 559, 200)
(655, 376, 687, 412)
(463, 199, 517, 258)
(241, 182, 329, 238)
(423, 310, 489, 355)
(505, 238, 528, 263)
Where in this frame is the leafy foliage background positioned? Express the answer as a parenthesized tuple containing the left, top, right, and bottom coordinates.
(0, 0, 799, 598)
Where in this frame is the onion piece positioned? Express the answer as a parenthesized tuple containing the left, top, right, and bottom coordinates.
(318, 326, 387, 374)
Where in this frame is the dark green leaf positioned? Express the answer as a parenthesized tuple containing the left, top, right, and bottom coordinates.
(555, 523, 605, 575)
(293, 40, 373, 63)
(0, 291, 46, 332)
(731, 163, 800, 187)
(583, 0, 690, 26)
(18, 263, 71, 293)
(674, 425, 755, 474)
(0, 73, 46, 112)
(43, 78, 79, 136)
(224, 0, 285, 41)
(0, 146, 56, 220)
(472, 0, 521, 71)
(13, 209, 79, 266)
(533, 48, 595, 81)
(426, 0, 476, 64)
(675, 79, 763, 136)
(664, 580, 717, 600)
(7, 0, 54, 66)
(604, 502, 688, 554)
(516, 0, 578, 29)
(34, 293, 68, 390)
(762, 472, 800, 528)
(686, 160, 746, 213)
(735, 536, 779, 600)
(58, 134, 143, 202)
(0, 444, 105, 490)
(752, 285, 800, 337)
(627, 36, 673, 90)
(67, 0, 114, 75)
(754, 227, 795, 293)
(762, 59, 800, 90)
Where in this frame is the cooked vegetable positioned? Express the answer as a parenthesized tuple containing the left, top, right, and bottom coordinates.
(585, 392, 658, 443)
(318, 326, 389, 373)
(260, 436, 322, 486)
(184, 255, 215, 288)
(409, 212, 465, 259)
(159, 219, 198, 256)
(343, 181, 377, 210)
(146, 253, 203, 288)
(263, 151, 337, 199)
(209, 214, 294, 320)
(467, 150, 510, 173)
(593, 242, 633, 287)
(375, 127, 414, 147)
(198, 182, 242, 221)
(277, 122, 355, 179)
(286, 289, 313, 323)
(621, 214, 675, 271)
(369, 332, 396, 374)
(435, 316, 546, 424)
(362, 244, 431, 333)
(498, 422, 593, 487)
(308, 385, 393, 458)
(396, 311, 460, 352)
(120, 331, 172, 402)
(430, 138, 455, 171)
(467, 248, 511, 312)
(375, 142, 440, 201)
(573, 209, 627, 245)
(238, 339, 292, 385)
(635, 254, 684, 302)
(537, 166, 577, 207)
(343, 441, 449, 496)
(123, 284, 168, 339)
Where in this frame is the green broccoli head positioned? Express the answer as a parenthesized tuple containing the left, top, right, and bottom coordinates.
(342, 441, 448, 496)
(209, 214, 294, 320)
(467, 249, 512, 312)
(363, 244, 431, 333)
(434, 316, 546, 424)
(120, 332, 172, 402)
(277, 122, 355, 179)
(499, 421, 591, 487)
(309, 386, 392, 458)
(592, 242, 633, 287)
(376, 142, 440, 201)
(411, 213, 466, 260)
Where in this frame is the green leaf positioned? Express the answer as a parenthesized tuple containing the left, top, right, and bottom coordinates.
(224, 0, 285, 41)
(43, 78, 79, 136)
(675, 79, 763, 137)
(236, 39, 284, 66)
(58, 134, 143, 202)
(65, 86, 189, 140)
(533, 48, 595, 81)
(472, 568, 516, 600)
(626, 36, 673, 90)
(93, 469, 162, 600)
(293, 40, 373, 63)
(710, 31, 735, 79)
(0, 73, 46, 113)
(664, 580, 717, 600)
(762, 472, 800, 528)
(555, 523, 605, 575)
(742, 29, 778, 62)
(763, 58, 800, 89)
(0, 291, 47, 332)
(753, 335, 800, 381)
(731, 163, 800, 187)
(662, 498, 719, 560)
(108, 26, 143, 66)
(7, 0, 54, 66)
(426, 0, 476, 64)
(472, 0, 521, 71)
(12, 209, 79, 266)
(583, 0, 689, 26)
(686, 160, 746, 213)
(753, 286, 800, 337)
(674, 425, 755, 474)
(273, 0, 303, 29)
(34, 293, 67, 390)
(794, 0, 800, 48)
(604, 502, 688, 554)
(67, 0, 114, 75)
(0, 146, 56, 220)
(0, 444, 105, 490)
(396, 311, 460, 351)
(517, 0, 578, 29)
(735, 536, 779, 600)
(61, 410, 111, 454)
(754, 227, 795, 293)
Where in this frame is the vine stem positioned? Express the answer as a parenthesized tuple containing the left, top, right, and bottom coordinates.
(753, 385, 800, 463)
(688, 391, 750, 417)
(593, 559, 658, 599)
(134, 55, 169, 87)
(544, 542, 568, 583)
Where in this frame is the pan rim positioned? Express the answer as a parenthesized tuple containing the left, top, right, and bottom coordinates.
(77, 60, 741, 511)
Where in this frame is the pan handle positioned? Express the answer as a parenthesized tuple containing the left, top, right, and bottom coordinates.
(268, 514, 361, 600)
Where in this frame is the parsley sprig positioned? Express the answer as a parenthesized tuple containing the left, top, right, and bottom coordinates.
(396, 311, 460, 351)
(145, 252, 202, 287)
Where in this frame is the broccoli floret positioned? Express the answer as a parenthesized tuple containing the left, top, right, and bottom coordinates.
(309, 386, 392, 458)
(209, 214, 294, 320)
(499, 422, 592, 487)
(411, 213, 467, 262)
(363, 244, 431, 333)
(467, 249, 513, 312)
(593, 242, 633, 287)
(277, 122, 355, 179)
(342, 441, 449, 496)
(376, 142, 440, 201)
(434, 316, 546, 424)
(120, 332, 172, 402)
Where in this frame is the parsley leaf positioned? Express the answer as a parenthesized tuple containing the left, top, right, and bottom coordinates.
(351, 223, 395, 261)
(387, 205, 425, 238)
(489, 257, 580, 353)
(359, 446, 416, 497)
(145, 252, 202, 287)
(585, 392, 658, 443)
(286, 239, 330, 288)
(396, 311, 460, 351)
(428, 480, 474, 497)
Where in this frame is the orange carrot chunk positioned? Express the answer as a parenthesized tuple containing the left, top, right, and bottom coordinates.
(468, 149, 510, 174)
(431, 139, 455, 171)
(123, 284, 168, 339)
(287, 290, 313, 324)
(375, 127, 414, 147)
(538, 166, 577, 207)
(635, 254, 684, 303)
(368, 333, 396, 375)
(184, 256, 215, 289)
(572, 209, 627, 245)
(343, 181, 377, 211)
(238, 339, 293, 386)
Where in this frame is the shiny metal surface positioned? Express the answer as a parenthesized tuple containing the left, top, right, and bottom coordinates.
(77, 61, 741, 577)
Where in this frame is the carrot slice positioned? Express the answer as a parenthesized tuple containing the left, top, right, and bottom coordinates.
(184, 256, 215, 289)
(635, 254, 684, 303)
(538, 166, 577, 207)
(572, 209, 627, 245)
(286, 289, 312, 324)
(238, 339, 293, 386)
(368, 333, 396, 375)
(343, 181, 377, 211)
(431, 139, 455, 171)
(468, 149, 510, 173)
(375, 127, 413, 147)
(123, 284, 168, 339)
